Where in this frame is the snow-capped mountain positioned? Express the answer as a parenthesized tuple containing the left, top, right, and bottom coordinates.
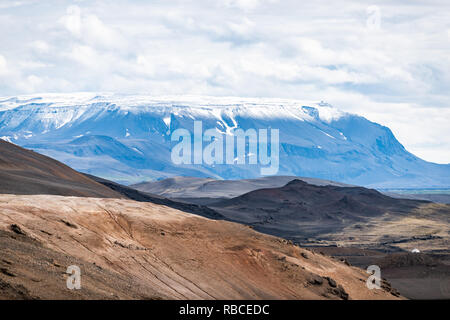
(0, 93, 448, 187)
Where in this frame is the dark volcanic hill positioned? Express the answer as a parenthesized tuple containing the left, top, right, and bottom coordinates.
(210, 179, 450, 249)
(0, 139, 122, 198)
(212, 179, 427, 224)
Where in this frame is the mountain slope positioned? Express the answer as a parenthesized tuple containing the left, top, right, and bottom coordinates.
(0, 139, 122, 198)
(0, 93, 448, 187)
(0, 194, 400, 300)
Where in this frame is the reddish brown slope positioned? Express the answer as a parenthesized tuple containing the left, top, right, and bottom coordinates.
(0, 195, 400, 300)
(0, 140, 122, 198)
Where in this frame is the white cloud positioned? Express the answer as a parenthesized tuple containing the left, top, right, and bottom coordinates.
(31, 40, 50, 53)
(61, 5, 82, 36)
(0, 1, 32, 10)
(66, 44, 99, 67)
(222, 0, 262, 10)
(60, 5, 125, 49)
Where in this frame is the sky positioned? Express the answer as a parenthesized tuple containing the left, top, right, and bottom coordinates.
(0, 0, 449, 163)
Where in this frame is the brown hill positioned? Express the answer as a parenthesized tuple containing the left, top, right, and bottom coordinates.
(0, 140, 122, 198)
(0, 194, 400, 300)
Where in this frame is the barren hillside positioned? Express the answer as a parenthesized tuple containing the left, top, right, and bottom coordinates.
(0, 195, 400, 300)
(0, 140, 122, 198)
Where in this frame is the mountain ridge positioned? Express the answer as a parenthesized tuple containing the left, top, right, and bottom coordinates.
(0, 93, 448, 187)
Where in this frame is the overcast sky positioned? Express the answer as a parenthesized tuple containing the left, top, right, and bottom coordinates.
(0, 0, 449, 163)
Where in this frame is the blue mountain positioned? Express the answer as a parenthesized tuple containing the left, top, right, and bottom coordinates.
(0, 93, 448, 187)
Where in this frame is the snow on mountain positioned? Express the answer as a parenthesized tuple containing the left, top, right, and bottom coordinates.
(0, 93, 448, 187)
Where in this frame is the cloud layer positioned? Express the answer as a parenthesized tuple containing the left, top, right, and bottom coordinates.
(0, 0, 449, 163)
